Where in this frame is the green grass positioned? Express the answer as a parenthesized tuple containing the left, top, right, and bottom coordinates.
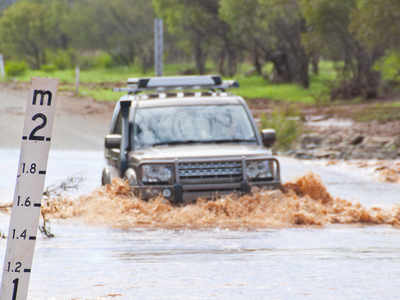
(234, 60, 335, 103)
(11, 63, 202, 84)
(388, 101, 400, 107)
(80, 87, 125, 102)
(14, 66, 145, 84)
(4, 60, 340, 103)
(235, 76, 319, 103)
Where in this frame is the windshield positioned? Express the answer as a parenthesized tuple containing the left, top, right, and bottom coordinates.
(133, 104, 257, 150)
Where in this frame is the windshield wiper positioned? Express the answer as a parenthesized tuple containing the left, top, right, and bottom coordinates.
(208, 139, 257, 144)
(152, 139, 256, 147)
(152, 140, 202, 146)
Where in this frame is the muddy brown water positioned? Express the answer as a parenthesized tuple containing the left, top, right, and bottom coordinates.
(1, 150, 400, 299)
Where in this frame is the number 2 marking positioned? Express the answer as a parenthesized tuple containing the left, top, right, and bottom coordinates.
(29, 113, 47, 141)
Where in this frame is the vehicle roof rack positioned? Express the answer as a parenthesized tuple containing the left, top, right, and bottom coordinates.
(114, 75, 239, 94)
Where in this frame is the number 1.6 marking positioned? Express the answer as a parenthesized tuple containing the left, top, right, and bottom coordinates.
(16, 196, 31, 207)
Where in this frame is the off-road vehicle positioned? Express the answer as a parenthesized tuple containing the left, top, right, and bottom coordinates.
(102, 75, 281, 204)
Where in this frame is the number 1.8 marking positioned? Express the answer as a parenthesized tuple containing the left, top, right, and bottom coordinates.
(21, 163, 37, 175)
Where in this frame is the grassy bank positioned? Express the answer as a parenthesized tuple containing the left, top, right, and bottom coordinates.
(3, 61, 339, 104)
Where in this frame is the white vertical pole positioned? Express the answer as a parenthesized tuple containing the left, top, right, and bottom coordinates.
(0, 78, 58, 300)
(75, 66, 80, 95)
(0, 54, 5, 78)
(154, 18, 164, 76)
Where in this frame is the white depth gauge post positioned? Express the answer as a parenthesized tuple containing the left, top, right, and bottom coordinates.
(0, 78, 58, 300)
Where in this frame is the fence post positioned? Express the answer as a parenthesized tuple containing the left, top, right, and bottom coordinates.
(75, 65, 80, 95)
(154, 18, 164, 76)
(0, 54, 5, 78)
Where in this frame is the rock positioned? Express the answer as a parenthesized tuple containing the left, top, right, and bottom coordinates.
(350, 135, 364, 146)
(313, 150, 336, 159)
(326, 135, 344, 146)
(301, 134, 323, 149)
(294, 151, 313, 159)
(364, 136, 392, 147)
(394, 136, 400, 147)
(290, 124, 398, 160)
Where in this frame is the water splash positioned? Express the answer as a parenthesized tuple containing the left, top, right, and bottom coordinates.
(42, 173, 400, 229)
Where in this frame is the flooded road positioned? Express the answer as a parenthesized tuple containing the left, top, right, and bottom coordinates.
(0, 150, 400, 299)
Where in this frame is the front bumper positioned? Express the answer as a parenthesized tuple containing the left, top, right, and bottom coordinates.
(133, 157, 281, 204)
(132, 180, 281, 204)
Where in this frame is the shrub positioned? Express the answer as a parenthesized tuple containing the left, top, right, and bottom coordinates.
(93, 52, 113, 69)
(260, 106, 303, 151)
(5, 60, 28, 77)
(77, 52, 114, 70)
(375, 50, 400, 83)
(78, 55, 96, 70)
(46, 49, 74, 70)
(40, 64, 57, 73)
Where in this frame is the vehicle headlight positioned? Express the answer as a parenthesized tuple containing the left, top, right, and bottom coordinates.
(246, 160, 273, 180)
(141, 164, 173, 184)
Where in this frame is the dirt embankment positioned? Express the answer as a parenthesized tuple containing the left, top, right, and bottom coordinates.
(249, 99, 400, 160)
(292, 120, 400, 160)
(0, 82, 113, 150)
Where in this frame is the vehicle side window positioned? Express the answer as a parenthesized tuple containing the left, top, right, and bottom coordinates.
(113, 113, 122, 134)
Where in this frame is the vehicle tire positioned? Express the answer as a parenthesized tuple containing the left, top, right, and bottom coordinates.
(125, 168, 137, 186)
(101, 167, 111, 186)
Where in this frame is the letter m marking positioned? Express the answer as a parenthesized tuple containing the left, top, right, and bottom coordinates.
(32, 90, 52, 106)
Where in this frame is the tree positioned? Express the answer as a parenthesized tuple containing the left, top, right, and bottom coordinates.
(300, 0, 385, 99)
(0, 0, 72, 68)
(352, 0, 400, 50)
(221, 0, 310, 87)
(220, 0, 264, 75)
(66, 0, 154, 68)
(153, 0, 241, 75)
(351, 0, 400, 86)
(0, 1, 55, 68)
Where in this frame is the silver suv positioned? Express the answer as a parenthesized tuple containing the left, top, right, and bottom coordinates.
(102, 75, 281, 204)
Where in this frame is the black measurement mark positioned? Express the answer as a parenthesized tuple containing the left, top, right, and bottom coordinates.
(39, 170, 46, 175)
(23, 269, 31, 273)
(32, 90, 52, 106)
(29, 236, 36, 240)
(29, 113, 47, 141)
(22, 136, 51, 142)
(12, 278, 18, 300)
(33, 203, 41, 208)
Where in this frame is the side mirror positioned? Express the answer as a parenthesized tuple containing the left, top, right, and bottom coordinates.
(105, 134, 122, 149)
(261, 129, 276, 148)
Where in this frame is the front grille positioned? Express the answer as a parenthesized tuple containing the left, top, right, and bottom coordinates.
(178, 161, 243, 184)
